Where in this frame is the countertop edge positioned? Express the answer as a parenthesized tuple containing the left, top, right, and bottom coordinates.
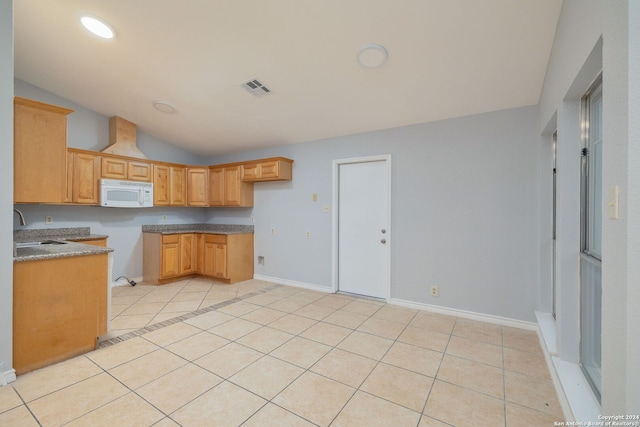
(13, 246, 113, 263)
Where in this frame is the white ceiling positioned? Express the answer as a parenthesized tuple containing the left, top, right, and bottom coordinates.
(14, 0, 563, 156)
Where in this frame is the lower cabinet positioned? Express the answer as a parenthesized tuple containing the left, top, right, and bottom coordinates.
(143, 232, 253, 284)
(13, 253, 109, 375)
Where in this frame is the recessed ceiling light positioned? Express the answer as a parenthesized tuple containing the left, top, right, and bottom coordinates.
(357, 44, 388, 68)
(80, 15, 115, 39)
(153, 101, 176, 114)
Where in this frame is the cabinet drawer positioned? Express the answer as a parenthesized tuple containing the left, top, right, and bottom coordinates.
(162, 234, 180, 244)
(204, 234, 227, 244)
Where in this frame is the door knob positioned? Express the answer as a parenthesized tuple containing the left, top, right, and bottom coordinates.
(381, 239, 386, 244)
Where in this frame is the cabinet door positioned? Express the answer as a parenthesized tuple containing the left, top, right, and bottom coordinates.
(213, 243, 228, 278)
(208, 167, 225, 206)
(241, 163, 260, 180)
(161, 236, 180, 278)
(153, 164, 170, 206)
(224, 166, 242, 205)
(187, 168, 209, 206)
(259, 160, 281, 179)
(128, 161, 152, 182)
(170, 166, 186, 206)
(195, 234, 204, 274)
(14, 97, 72, 203)
(72, 152, 100, 204)
(180, 234, 196, 274)
(65, 151, 74, 203)
(100, 156, 127, 180)
(203, 240, 216, 276)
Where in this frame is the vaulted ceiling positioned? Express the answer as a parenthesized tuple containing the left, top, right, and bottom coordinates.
(14, 0, 563, 156)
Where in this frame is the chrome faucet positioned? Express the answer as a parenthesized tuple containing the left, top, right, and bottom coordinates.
(14, 208, 27, 226)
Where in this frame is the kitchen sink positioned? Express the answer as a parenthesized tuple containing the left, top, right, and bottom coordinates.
(14, 240, 67, 257)
(15, 240, 67, 248)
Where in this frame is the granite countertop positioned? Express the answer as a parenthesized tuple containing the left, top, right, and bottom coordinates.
(142, 224, 254, 235)
(13, 227, 112, 262)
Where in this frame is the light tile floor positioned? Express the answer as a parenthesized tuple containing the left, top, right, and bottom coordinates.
(0, 278, 564, 426)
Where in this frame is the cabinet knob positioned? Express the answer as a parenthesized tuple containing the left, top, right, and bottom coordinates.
(381, 239, 387, 244)
(381, 229, 386, 234)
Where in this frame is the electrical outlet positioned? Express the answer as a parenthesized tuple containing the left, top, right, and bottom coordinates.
(431, 286, 439, 297)
(271, 228, 276, 235)
(322, 205, 330, 213)
(250, 216, 255, 223)
(306, 231, 311, 239)
(45, 216, 53, 224)
(161, 215, 167, 222)
(257, 256, 264, 265)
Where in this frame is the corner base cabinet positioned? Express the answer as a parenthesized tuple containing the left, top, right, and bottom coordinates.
(143, 232, 254, 285)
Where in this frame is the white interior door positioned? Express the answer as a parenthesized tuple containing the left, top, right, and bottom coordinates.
(334, 156, 390, 299)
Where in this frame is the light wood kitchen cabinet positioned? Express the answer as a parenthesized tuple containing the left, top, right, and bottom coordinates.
(180, 233, 196, 274)
(153, 164, 170, 205)
(160, 234, 180, 278)
(203, 234, 228, 278)
(68, 149, 101, 204)
(13, 253, 108, 375)
(170, 166, 187, 206)
(153, 164, 186, 206)
(143, 232, 253, 284)
(209, 165, 254, 207)
(101, 155, 152, 182)
(241, 157, 293, 182)
(14, 97, 73, 204)
(195, 234, 205, 274)
(187, 167, 209, 206)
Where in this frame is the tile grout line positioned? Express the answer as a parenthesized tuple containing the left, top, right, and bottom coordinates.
(98, 284, 283, 349)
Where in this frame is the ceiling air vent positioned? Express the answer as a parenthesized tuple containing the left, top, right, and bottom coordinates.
(241, 79, 272, 97)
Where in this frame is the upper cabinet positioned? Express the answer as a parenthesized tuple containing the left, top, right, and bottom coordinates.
(187, 167, 209, 206)
(13, 96, 293, 207)
(153, 164, 186, 206)
(241, 158, 293, 182)
(101, 155, 152, 182)
(14, 97, 73, 203)
(209, 165, 254, 207)
(170, 166, 186, 206)
(68, 149, 100, 204)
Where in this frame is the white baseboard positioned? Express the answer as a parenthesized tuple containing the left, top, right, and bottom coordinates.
(390, 298, 537, 330)
(253, 275, 537, 331)
(1, 368, 16, 385)
(253, 275, 332, 294)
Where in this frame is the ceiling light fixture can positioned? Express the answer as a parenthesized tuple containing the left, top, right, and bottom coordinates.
(357, 44, 388, 68)
(80, 15, 115, 39)
(153, 101, 176, 114)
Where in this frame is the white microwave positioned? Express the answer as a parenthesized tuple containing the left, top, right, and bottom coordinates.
(100, 179, 154, 208)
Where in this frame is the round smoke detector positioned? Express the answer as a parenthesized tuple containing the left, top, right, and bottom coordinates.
(152, 100, 176, 113)
(357, 44, 388, 68)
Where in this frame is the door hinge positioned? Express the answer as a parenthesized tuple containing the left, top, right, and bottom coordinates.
(581, 147, 589, 157)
